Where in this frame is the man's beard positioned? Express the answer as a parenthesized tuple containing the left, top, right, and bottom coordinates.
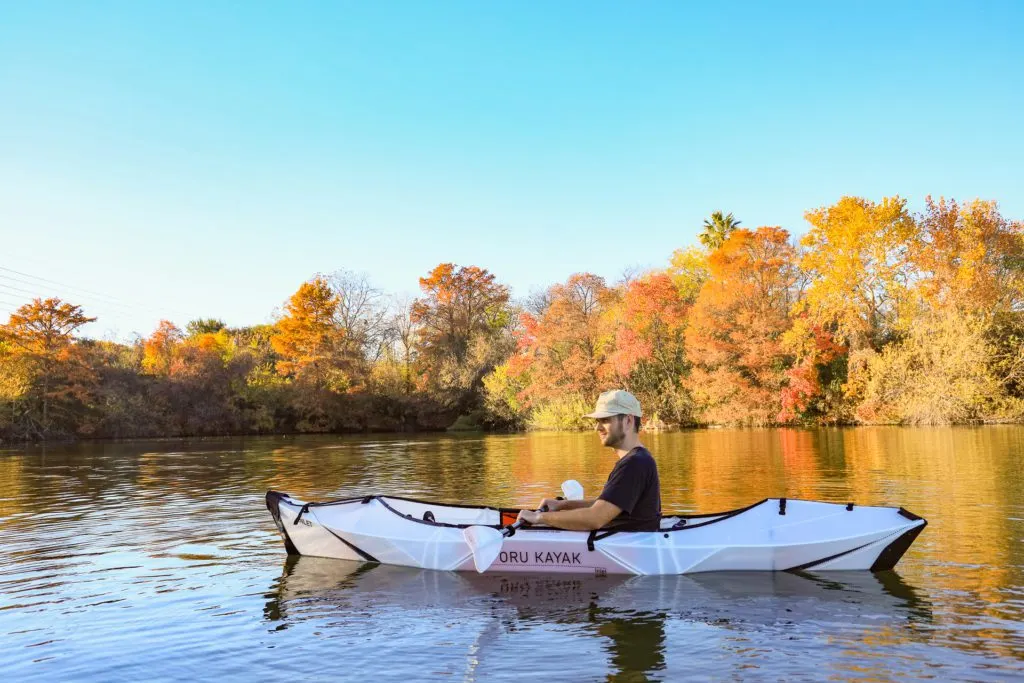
(603, 429, 624, 448)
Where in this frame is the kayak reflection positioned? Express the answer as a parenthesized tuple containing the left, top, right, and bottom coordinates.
(265, 556, 933, 630)
(265, 558, 933, 680)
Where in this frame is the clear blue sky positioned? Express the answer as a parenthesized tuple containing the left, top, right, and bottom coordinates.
(2, 1, 1022, 340)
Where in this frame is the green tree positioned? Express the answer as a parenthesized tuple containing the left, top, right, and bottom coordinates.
(186, 318, 226, 336)
(699, 211, 742, 251)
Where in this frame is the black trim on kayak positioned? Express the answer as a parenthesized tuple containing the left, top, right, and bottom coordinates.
(265, 491, 927, 540)
(323, 527, 381, 563)
(870, 521, 927, 571)
(785, 540, 876, 572)
(265, 491, 300, 555)
(671, 499, 768, 531)
(266, 489, 768, 527)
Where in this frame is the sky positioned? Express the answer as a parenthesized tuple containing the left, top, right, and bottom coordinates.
(1, 1, 1022, 340)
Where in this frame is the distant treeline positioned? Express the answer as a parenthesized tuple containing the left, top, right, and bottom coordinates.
(2, 195, 1023, 442)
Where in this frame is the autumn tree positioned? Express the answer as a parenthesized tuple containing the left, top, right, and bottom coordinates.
(271, 277, 347, 389)
(410, 264, 511, 398)
(848, 197, 1024, 423)
(667, 246, 710, 304)
(699, 211, 742, 251)
(798, 196, 916, 351)
(142, 320, 184, 375)
(506, 273, 617, 427)
(685, 227, 800, 425)
(912, 197, 1024, 314)
(0, 298, 97, 437)
(605, 273, 692, 425)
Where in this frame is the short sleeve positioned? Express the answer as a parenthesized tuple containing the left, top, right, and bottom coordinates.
(598, 455, 650, 515)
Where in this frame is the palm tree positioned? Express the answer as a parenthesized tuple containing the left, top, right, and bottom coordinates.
(699, 211, 742, 250)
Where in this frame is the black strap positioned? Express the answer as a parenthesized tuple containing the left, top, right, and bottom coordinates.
(293, 503, 311, 525)
(846, 502, 854, 511)
(361, 496, 374, 504)
(779, 498, 787, 515)
(586, 529, 620, 551)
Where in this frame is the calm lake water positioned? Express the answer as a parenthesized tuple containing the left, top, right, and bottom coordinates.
(1, 428, 1022, 681)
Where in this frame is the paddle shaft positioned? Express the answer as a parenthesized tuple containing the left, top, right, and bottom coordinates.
(502, 504, 549, 537)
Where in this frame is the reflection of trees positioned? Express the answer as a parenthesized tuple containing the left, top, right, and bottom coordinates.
(0, 455, 25, 521)
(587, 606, 666, 682)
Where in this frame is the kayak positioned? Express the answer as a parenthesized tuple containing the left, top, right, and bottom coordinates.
(265, 490, 927, 575)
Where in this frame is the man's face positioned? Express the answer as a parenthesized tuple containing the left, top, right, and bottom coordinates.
(595, 415, 628, 448)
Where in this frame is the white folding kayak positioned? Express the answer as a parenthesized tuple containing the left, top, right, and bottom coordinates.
(265, 490, 926, 575)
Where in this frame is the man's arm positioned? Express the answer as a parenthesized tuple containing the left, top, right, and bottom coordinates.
(538, 497, 597, 512)
(518, 499, 621, 531)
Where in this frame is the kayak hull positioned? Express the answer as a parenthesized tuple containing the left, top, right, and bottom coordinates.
(266, 491, 926, 575)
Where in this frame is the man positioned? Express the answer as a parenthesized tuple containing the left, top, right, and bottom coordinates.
(517, 389, 662, 531)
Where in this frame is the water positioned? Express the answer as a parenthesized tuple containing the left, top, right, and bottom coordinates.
(1, 427, 1022, 681)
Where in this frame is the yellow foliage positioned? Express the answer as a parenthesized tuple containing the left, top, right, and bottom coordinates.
(526, 394, 593, 431)
(667, 246, 709, 303)
(850, 311, 1001, 424)
(800, 196, 915, 350)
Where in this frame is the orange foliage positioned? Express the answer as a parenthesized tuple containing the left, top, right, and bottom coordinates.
(510, 273, 616, 404)
(777, 321, 845, 422)
(607, 273, 689, 378)
(685, 227, 799, 425)
(410, 263, 510, 381)
(271, 277, 346, 386)
(142, 320, 184, 375)
(914, 197, 1024, 314)
(1, 298, 98, 433)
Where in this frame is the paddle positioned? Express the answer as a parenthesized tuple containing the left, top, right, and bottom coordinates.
(561, 479, 584, 501)
(463, 480, 585, 573)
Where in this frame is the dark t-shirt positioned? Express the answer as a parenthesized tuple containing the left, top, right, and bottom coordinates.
(598, 446, 662, 531)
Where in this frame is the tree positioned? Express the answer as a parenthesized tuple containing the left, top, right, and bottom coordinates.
(142, 320, 184, 375)
(667, 246, 710, 304)
(328, 270, 391, 366)
(685, 227, 800, 425)
(509, 273, 617, 412)
(185, 318, 226, 337)
(271, 277, 347, 388)
(0, 298, 97, 437)
(798, 196, 915, 351)
(913, 197, 1024, 314)
(410, 263, 511, 387)
(699, 211, 742, 251)
(606, 273, 693, 425)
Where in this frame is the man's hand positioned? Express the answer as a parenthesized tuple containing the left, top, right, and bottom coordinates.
(536, 497, 564, 511)
(516, 509, 543, 525)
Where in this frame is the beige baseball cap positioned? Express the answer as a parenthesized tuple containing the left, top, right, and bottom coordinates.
(584, 389, 642, 418)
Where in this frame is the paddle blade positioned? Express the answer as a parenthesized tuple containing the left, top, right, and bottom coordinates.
(561, 479, 585, 501)
(462, 525, 505, 573)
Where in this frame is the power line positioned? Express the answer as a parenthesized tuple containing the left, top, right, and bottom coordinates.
(0, 297, 25, 309)
(0, 264, 194, 318)
(0, 279, 150, 317)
